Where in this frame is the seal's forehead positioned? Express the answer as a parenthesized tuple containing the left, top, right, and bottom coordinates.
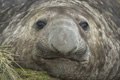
(28, 0, 95, 20)
(31, 0, 81, 7)
(46, 7, 88, 20)
(29, 0, 85, 11)
(27, 6, 87, 22)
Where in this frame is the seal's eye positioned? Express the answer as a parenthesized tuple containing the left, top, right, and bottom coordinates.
(36, 20, 47, 30)
(79, 21, 89, 31)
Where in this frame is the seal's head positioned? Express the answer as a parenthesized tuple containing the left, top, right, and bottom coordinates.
(1, 0, 120, 80)
(32, 7, 91, 79)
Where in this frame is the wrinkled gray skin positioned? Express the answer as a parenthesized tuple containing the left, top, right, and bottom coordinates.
(0, 0, 120, 80)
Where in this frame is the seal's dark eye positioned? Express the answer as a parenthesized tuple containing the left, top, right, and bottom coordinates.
(79, 21, 89, 31)
(36, 20, 47, 30)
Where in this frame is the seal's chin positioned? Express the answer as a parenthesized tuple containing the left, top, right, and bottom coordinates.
(33, 56, 85, 80)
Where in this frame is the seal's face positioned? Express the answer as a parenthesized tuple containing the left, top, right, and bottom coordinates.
(30, 7, 91, 79)
(8, 4, 105, 79)
(2, 1, 119, 80)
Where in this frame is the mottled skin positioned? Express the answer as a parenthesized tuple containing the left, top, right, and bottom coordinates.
(0, 0, 120, 80)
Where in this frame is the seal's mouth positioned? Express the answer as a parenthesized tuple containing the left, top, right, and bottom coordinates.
(42, 57, 79, 63)
(33, 45, 89, 65)
(34, 57, 80, 67)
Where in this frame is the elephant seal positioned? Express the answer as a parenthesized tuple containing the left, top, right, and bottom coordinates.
(0, 0, 120, 80)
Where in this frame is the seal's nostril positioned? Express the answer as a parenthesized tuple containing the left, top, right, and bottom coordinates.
(51, 44, 59, 52)
(68, 46, 78, 54)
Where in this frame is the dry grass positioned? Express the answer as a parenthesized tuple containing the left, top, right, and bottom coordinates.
(0, 46, 20, 80)
(15, 68, 60, 80)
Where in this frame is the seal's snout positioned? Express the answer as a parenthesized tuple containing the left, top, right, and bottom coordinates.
(49, 27, 78, 54)
(48, 16, 79, 55)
